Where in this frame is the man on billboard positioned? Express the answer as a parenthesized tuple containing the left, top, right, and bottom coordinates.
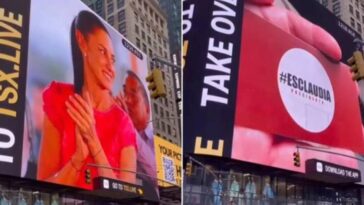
(37, 10, 137, 188)
(115, 70, 158, 194)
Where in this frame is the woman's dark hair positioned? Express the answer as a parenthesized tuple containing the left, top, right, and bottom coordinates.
(71, 10, 109, 93)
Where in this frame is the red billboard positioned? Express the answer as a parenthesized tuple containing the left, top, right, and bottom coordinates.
(0, 0, 158, 200)
(184, 0, 363, 175)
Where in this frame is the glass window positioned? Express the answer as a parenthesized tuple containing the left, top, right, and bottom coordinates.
(167, 125, 171, 135)
(136, 38, 141, 48)
(119, 21, 126, 35)
(118, 10, 125, 22)
(351, 17, 355, 27)
(134, 12, 139, 22)
(107, 15, 114, 25)
(148, 49, 153, 58)
(358, 23, 362, 33)
(350, 4, 354, 14)
(161, 121, 166, 132)
(356, 10, 360, 19)
(160, 19, 164, 28)
(142, 31, 146, 40)
(135, 25, 139, 34)
(333, 2, 340, 15)
(148, 36, 151, 44)
(117, 0, 124, 8)
(142, 43, 147, 53)
(153, 103, 158, 114)
(107, 2, 114, 13)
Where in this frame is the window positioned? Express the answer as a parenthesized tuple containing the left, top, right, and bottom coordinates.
(107, 2, 114, 13)
(362, 15, 364, 23)
(142, 43, 147, 53)
(158, 35, 162, 43)
(136, 38, 141, 48)
(163, 39, 167, 48)
(332, 1, 340, 16)
(140, 19, 145, 29)
(358, 23, 362, 33)
(147, 24, 151, 33)
(118, 10, 125, 22)
(135, 25, 139, 34)
(134, 12, 139, 22)
(164, 51, 168, 58)
(107, 16, 114, 25)
(118, 21, 126, 35)
(356, 10, 360, 19)
(356, 0, 359, 7)
(160, 19, 164, 28)
(159, 46, 163, 55)
(351, 17, 355, 27)
(167, 125, 171, 135)
(148, 36, 151, 44)
(117, 0, 124, 8)
(155, 14, 158, 23)
(149, 8, 153, 17)
(350, 5, 354, 14)
(143, 1, 148, 11)
(148, 49, 153, 58)
(142, 31, 146, 40)
(153, 104, 158, 114)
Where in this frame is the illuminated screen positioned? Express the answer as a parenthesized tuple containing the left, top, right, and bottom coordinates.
(0, 0, 158, 196)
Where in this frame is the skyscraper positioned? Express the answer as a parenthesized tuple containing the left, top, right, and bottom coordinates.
(317, 0, 364, 39)
(158, 0, 181, 65)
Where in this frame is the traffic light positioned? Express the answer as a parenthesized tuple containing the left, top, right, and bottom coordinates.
(85, 168, 92, 184)
(185, 161, 193, 176)
(293, 152, 300, 167)
(146, 69, 166, 99)
(347, 50, 364, 81)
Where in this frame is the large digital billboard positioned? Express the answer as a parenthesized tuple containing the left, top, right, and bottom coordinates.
(0, 0, 158, 198)
(183, 0, 364, 175)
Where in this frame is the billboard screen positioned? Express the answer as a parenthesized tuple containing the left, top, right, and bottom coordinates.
(184, 0, 364, 174)
(154, 136, 181, 187)
(0, 0, 158, 196)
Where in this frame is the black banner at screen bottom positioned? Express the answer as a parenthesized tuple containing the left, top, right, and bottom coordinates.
(183, 0, 244, 158)
(0, 1, 31, 176)
(92, 177, 158, 202)
(306, 159, 361, 183)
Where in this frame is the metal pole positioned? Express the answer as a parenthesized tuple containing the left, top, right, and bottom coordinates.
(296, 145, 364, 162)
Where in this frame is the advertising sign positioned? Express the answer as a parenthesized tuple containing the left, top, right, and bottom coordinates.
(0, 0, 158, 198)
(0, 0, 31, 176)
(154, 136, 181, 187)
(306, 159, 361, 183)
(184, 0, 364, 174)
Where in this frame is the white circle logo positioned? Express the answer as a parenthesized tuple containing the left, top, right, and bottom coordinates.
(277, 48, 335, 133)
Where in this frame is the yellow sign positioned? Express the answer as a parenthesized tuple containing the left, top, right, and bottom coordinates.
(154, 136, 181, 187)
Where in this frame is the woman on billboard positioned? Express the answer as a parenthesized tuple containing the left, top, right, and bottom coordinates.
(37, 10, 137, 187)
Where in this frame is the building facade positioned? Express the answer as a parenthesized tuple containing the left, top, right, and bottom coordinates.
(317, 0, 364, 39)
(158, 0, 181, 65)
(83, 0, 181, 146)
